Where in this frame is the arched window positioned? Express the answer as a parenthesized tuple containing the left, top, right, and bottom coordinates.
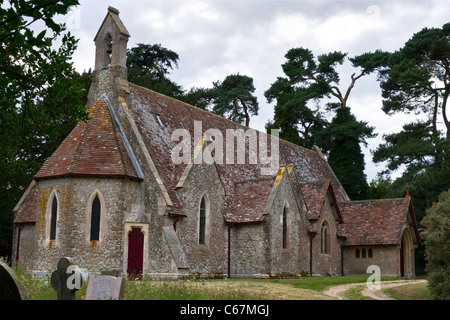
(50, 196, 58, 240)
(199, 196, 206, 245)
(282, 207, 288, 249)
(362, 248, 367, 258)
(90, 196, 101, 241)
(368, 248, 373, 258)
(321, 221, 329, 254)
(355, 248, 360, 259)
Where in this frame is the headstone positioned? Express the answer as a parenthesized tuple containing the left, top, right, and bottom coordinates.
(51, 257, 82, 300)
(85, 275, 125, 300)
(0, 261, 28, 300)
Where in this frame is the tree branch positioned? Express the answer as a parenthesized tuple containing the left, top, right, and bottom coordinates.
(341, 72, 365, 107)
(330, 86, 342, 98)
(330, 86, 345, 106)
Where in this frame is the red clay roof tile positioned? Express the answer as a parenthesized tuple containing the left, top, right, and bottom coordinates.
(340, 198, 414, 246)
(125, 84, 348, 223)
(13, 181, 38, 223)
(301, 180, 331, 220)
(21, 80, 422, 248)
(34, 99, 141, 181)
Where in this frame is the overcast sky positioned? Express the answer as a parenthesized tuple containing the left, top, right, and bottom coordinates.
(60, 0, 450, 180)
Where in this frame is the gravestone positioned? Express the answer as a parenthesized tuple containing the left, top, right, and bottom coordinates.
(0, 261, 28, 300)
(51, 257, 82, 300)
(85, 275, 125, 300)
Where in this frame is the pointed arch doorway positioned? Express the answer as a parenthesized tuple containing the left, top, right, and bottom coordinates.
(400, 228, 413, 278)
(127, 227, 144, 280)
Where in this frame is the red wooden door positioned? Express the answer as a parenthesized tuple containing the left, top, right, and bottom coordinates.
(400, 239, 405, 277)
(127, 228, 144, 280)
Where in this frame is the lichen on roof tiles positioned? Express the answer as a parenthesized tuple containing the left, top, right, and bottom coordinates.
(124, 83, 352, 223)
(34, 99, 141, 181)
(339, 198, 413, 246)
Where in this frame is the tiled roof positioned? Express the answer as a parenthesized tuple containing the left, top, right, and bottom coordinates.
(300, 179, 343, 224)
(301, 180, 331, 220)
(34, 99, 142, 181)
(13, 181, 38, 224)
(125, 83, 347, 223)
(339, 198, 417, 246)
(18, 78, 421, 247)
(226, 178, 275, 223)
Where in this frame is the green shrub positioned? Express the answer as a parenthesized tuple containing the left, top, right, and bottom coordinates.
(421, 189, 450, 300)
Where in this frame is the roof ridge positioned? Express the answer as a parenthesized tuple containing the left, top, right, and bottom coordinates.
(106, 100, 129, 177)
(339, 197, 409, 204)
(234, 176, 276, 185)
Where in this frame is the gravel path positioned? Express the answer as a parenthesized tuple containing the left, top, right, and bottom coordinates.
(324, 280, 427, 300)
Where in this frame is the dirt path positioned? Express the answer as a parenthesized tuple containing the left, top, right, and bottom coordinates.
(362, 280, 427, 300)
(323, 282, 364, 299)
(324, 280, 427, 300)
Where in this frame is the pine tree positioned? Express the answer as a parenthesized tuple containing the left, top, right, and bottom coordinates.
(127, 43, 183, 98)
(325, 107, 376, 200)
(209, 74, 259, 127)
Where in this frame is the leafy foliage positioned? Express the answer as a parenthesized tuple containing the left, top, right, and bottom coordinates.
(0, 0, 87, 258)
(421, 189, 450, 300)
(373, 120, 446, 176)
(366, 176, 392, 200)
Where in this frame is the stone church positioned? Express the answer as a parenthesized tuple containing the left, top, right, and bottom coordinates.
(12, 7, 421, 279)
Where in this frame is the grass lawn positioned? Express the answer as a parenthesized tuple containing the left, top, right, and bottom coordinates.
(383, 281, 431, 300)
(342, 285, 375, 300)
(20, 274, 428, 300)
(268, 274, 396, 292)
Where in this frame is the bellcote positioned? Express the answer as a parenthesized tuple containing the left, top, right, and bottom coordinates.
(93, 7, 130, 78)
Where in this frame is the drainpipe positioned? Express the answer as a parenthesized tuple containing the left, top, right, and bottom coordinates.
(227, 223, 234, 279)
(340, 244, 344, 276)
(308, 231, 316, 276)
(309, 237, 313, 276)
(16, 224, 22, 262)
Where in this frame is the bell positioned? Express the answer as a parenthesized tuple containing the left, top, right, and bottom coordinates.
(106, 43, 112, 54)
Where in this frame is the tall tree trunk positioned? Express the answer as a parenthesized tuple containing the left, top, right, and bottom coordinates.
(442, 93, 449, 142)
(244, 108, 250, 127)
(432, 92, 438, 136)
